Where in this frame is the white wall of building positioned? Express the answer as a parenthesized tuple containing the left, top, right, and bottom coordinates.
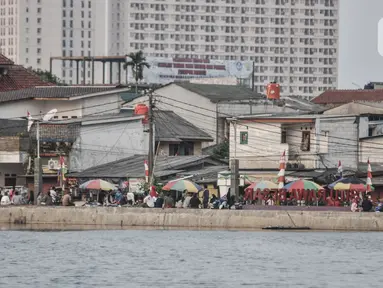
(70, 118, 148, 171)
(0, 93, 121, 119)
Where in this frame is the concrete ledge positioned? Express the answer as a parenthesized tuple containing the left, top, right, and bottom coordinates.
(0, 207, 382, 231)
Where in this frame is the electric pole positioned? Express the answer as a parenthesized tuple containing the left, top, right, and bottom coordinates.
(34, 121, 42, 204)
(148, 92, 154, 186)
(231, 119, 239, 202)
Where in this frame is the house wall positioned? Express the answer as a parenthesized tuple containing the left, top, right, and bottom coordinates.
(81, 93, 121, 116)
(230, 120, 317, 169)
(320, 116, 358, 169)
(0, 163, 25, 187)
(360, 137, 383, 163)
(0, 93, 121, 119)
(70, 119, 148, 172)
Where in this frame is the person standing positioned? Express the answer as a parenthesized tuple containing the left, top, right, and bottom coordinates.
(163, 193, 174, 209)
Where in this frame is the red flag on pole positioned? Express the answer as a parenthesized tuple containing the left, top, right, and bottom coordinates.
(366, 159, 372, 192)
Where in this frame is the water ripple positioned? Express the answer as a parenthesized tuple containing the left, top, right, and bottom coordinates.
(0, 230, 383, 287)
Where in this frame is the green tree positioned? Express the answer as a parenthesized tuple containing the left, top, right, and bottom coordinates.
(123, 50, 150, 93)
(212, 140, 229, 159)
(28, 67, 64, 85)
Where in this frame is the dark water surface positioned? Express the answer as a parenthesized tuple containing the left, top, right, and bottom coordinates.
(0, 229, 381, 288)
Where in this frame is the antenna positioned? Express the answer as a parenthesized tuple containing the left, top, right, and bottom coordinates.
(42, 109, 57, 121)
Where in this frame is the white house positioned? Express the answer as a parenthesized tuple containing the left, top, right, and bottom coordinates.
(228, 114, 374, 171)
(124, 82, 322, 147)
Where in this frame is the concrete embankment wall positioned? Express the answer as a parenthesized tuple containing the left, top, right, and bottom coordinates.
(0, 207, 382, 231)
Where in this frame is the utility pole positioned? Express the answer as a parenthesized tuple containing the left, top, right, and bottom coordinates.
(34, 121, 42, 204)
(231, 119, 239, 202)
(148, 92, 154, 186)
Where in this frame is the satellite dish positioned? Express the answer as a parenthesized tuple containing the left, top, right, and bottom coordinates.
(27, 111, 34, 132)
(43, 109, 57, 121)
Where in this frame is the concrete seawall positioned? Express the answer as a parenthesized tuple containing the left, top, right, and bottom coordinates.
(1, 207, 383, 231)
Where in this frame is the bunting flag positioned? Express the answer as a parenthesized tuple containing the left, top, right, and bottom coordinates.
(337, 160, 343, 178)
(278, 150, 286, 189)
(366, 159, 372, 192)
(144, 160, 149, 183)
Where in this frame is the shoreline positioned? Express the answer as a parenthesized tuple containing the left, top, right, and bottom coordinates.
(1, 207, 382, 232)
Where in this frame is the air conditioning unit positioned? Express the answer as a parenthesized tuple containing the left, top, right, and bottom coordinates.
(48, 159, 59, 170)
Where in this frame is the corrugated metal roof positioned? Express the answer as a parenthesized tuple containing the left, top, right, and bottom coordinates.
(0, 86, 118, 103)
(0, 54, 14, 65)
(175, 82, 263, 102)
(312, 89, 383, 105)
(67, 154, 220, 178)
(154, 110, 213, 141)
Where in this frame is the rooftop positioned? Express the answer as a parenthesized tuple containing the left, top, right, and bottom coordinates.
(312, 89, 383, 105)
(0, 54, 14, 65)
(173, 82, 263, 102)
(67, 154, 223, 178)
(0, 85, 124, 104)
(0, 64, 54, 93)
(154, 110, 213, 142)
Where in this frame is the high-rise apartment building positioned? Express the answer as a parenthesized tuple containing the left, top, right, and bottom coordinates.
(0, 0, 108, 84)
(0, 0, 338, 96)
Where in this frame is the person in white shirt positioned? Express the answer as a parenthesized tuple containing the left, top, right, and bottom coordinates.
(183, 192, 192, 209)
(126, 192, 135, 205)
(50, 186, 57, 203)
(143, 193, 155, 208)
(1, 192, 11, 206)
(266, 197, 274, 206)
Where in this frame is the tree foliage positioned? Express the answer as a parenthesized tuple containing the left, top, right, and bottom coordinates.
(28, 67, 65, 85)
(212, 140, 229, 159)
(123, 50, 150, 84)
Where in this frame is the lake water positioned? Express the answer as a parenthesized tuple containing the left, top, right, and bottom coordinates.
(0, 228, 382, 288)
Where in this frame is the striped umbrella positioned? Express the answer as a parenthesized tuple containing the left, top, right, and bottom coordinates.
(80, 179, 117, 191)
(367, 159, 372, 192)
(247, 181, 279, 191)
(162, 179, 203, 193)
(278, 150, 286, 189)
(283, 179, 322, 191)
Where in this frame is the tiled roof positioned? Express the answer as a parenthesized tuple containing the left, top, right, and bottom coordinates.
(175, 82, 264, 102)
(154, 110, 213, 142)
(0, 65, 54, 92)
(0, 119, 27, 136)
(312, 89, 383, 105)
(0, 86, 117, 103)
(0, 54, 14, 65)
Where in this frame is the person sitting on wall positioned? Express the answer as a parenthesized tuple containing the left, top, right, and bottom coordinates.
(189, 193, 201, 209)
(62, 188, 75, 206)
(362, 196, 373, 212)
(0, 192, 11, 206)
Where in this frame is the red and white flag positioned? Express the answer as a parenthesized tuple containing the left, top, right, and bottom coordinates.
(366, 159, 372, 192)
(337, 160, 343, 178)
(144, 160, 149, 183)
(278, 150, 286, 189)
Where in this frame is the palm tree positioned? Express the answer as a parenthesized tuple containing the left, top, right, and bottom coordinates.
(123, 50, 150, 93)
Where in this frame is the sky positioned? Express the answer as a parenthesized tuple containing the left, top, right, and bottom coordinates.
(338, 0, 383, 89)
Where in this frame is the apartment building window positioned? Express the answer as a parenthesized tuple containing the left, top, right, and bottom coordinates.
(301, 131, 310, 151)
(37, 48, 41, 54)
(37, 38, 41, 44)
(37, 58, 41, 64)
(37, 7, 41, 14)
(37, 28, 41, 34)
(37, 18, 41, 24)
(63, 0, 66, 7)
(240, 132, 248, 144)
(88, 1, 91, 8)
